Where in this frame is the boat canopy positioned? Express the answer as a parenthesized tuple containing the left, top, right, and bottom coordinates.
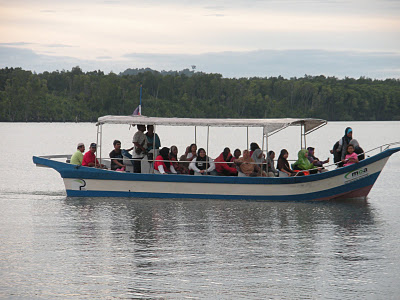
(97, 115, 327, 135)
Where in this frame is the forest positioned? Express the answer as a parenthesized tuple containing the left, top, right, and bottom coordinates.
(0, 66, 399, 122)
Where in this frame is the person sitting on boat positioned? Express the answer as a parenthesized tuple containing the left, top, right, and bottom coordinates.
(170, 145, 187, 174)
(82, 143, 106, 168)
(266, 151, 278, 177)
(277, 149, 296, 177)
(307, 147, 329, 167)
(154, 147, 177, 174)
(186, 143, 198, 161)
(70, 142, 85, 165)
(349, 139, 365, 161)
(235, 150, 259, 176)
(145, 125, 161, 152)
(249, 142, 260, 157)
(132, 124, 147, 173)
(189, 148, 216, 175)
(342, 144, 359, 167)
(293, 149, 319, 175)
(109, 140, 126, 171)
(251, 144, 266, 174)
(178, 146, 191, 174)
(231, 149, 241, 162)
(215, 147, 238, 176)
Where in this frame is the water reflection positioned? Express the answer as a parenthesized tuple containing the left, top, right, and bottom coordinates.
(58, 197, 379, 298)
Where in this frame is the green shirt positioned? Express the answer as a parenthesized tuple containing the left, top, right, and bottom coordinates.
(70, 150, 84, 165)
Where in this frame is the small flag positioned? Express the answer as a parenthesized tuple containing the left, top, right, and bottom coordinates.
(132, 105, 140, 116)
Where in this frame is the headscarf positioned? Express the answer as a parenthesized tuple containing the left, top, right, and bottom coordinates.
(222, 147, 232, 162)
(294, 149, 315, 170)
(343, 127, 353, 144)
(251, 148, 263, 164)
(159, 147, 170, 168)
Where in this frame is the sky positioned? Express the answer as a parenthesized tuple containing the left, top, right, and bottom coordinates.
(1, 0, 400, 78)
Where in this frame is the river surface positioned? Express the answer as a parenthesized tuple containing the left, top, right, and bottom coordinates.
(1, 121, 400, 299)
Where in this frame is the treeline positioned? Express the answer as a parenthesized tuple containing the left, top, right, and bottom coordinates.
(0, 66, 399, 122)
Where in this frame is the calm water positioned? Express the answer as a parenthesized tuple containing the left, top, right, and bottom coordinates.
(1, 121, 400, 299)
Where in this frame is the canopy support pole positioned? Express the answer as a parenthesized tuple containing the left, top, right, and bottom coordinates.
(95, 125, 100, 168)
(152, 125, 156, 173)
(195, 126, 197, 145)
(246, 127, 249, 150)
(265, 132, 269, 175)
(206, 126, 210, 173)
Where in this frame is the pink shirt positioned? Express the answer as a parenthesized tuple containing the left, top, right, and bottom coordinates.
(344, 152, 358, 166)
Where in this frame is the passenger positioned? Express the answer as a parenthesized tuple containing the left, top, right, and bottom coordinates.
(231, 149, 241, 162)
(266, 151, 279, 177)
(82, 143, 106, 168)
(235, 149, 260, 176)
(349, 139, 365, 161)
(154, 147, 177, 174)
(132, 124, 147, 173)
(251, 144, 266, 172)
(293, 149, 318, 175)
(170, 145, 187, 174)
(70, 143, 85, 165)
(307, 147, 329, 167)
(277, 149, 296, 177)
(145, 125, 161, 152)
(186, 143, 198, 161)
(189, 148, 216, 175)
(215, 147, 238, 176)
(109, 140, 126, 171)
(338, 127, 353, 161)
(178, 146, 191, 174)
(343, 144, 359, 167)
(249, 142, 260, 157)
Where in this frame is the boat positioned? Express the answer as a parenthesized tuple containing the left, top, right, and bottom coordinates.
(32, 115, 400, 201)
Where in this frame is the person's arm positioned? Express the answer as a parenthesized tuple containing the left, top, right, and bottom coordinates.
(157, 164, 166, 174)
(189, 159, 200, 172)
(207, 158, 216, 172)
(112, 159, 125, 168)
(170, 165, 177, 174)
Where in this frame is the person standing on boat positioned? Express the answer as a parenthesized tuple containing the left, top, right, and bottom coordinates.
(82, 143, 106, 168)
(154, 147, 177, 174)
(132, 124, 147, 173)
(145, 125, 161, 152)
(215, 147, 238, 176)
(338, 127, 353, 161)
(189, 148, 216, 175)
(109, 140, 126, 171)
(70, 143, 85, 165)
(277, 149, 296, 177)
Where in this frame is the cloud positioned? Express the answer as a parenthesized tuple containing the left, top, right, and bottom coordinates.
(0, 42, 34, 46)
(40, 9, 56, 13)
(44, 43, 74, 48)
(1, 46, 400, 79)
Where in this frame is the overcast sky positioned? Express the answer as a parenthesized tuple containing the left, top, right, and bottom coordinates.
(1, 0, 399, 78)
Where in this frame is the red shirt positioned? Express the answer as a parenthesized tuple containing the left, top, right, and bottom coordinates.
(82, 151, 99, 166)
(154, 155, 171, 173)
(214, 153, 237, 175)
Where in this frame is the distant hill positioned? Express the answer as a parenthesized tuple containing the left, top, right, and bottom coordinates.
(120, 68, 196, 77)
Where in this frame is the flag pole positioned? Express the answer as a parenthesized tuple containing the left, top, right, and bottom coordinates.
(139, 84, 142, 115)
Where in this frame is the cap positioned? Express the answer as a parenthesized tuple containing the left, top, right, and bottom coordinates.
(90, 143, 97, 148)
(77, 143, 84, 148)
(307, 147, 314, 151)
